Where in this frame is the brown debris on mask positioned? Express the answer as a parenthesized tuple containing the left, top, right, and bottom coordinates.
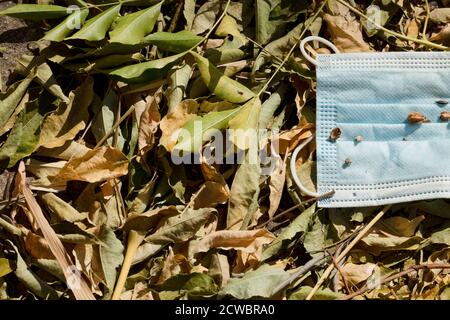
(329, 127, 342, 141)
(407, 112, 429, 124)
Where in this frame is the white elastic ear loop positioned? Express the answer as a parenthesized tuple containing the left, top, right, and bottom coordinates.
(290, 134, 335, 199)
(299, 36, 340, 66)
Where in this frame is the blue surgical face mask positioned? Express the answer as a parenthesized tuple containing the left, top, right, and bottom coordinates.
(292, 37, 450, 208)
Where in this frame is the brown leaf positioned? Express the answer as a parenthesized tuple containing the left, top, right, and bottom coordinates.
(123, 206, 179, 232)
(50, 146, 128, 184)
(15, 161, 95, 300)
(159, 99, 199, 151)
(137, 90, 162, 158)
(39, 77, 94, 149)
(276, 124, 314, 154)
(267, 154, 286, 218)
(192, 229, 274, 257)
(323, 2, 371, 53)
(193, 158, 230, 209)
(376, 215, 425, 237)
(340, 262, 379, 287)
(429, 24, 450, 45)
(25, 231, 55, 260)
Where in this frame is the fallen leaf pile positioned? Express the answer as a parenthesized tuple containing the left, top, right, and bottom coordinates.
(0, 0, 449, 300)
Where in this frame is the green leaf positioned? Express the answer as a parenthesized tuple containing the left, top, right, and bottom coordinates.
(262, 203, 316, 261)
(107, 53, 185, 83)
(40, 193, 87, 223)
(254, 20, 312, 78)
(53, 222, 99, 244)
(429, 222, 450, 246)
(255, 0, 307, 45)
(303, 209, 335, 254)
(145, 208, 215, 244)
(98, 225, 124, 297)
(289, 286, 343, 300)
(165, 62, 193, 112)
(0, 4, 69, 20)
(407, 200, 450, 219)
(109, 1, 162, 45)
(91, 89, 123, 146)
(9, 242, 59, 299)
(0, 94, 52, 168)
(220, 265, 289, 299)
(0, 77, 33, 137)
(156, 273, 218, 298)
(143, 31, 202, 53)
(215, 14, 246, 44)
(258, 87, 284, 129)
(227, 150, 261, 230)
(43, 8, 89, 42)
(190, 51, 254, 104)
(228, 97, 261, 150)
(174, 107, 240, 152)
(16, 56, 69, 103)
(69, 4, 121, 41)
(0, 258, 12, 278)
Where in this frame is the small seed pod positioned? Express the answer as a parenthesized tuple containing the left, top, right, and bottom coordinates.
(354, 135, 364, 142)
(436, 99, 449, 105)
(407, 112, 428, 123)
(344, 157, 352, 166)
(440, 111, 450, 121)
(329, 127, 341, 141)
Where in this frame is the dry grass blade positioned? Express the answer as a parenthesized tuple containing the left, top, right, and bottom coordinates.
(17, 162, 95, 300)
(305, 205, 392, 300)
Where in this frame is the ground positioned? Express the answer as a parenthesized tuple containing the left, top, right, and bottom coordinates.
(0, 1, 42, 89)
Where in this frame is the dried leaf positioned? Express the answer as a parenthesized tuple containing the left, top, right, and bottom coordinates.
(50, 146, 128, 184)
(39, 77, 94, 149)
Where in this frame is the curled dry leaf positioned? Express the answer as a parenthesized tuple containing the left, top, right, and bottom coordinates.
(276, 123, 315, 154)
(324, 1, 371, 52)
(137, 90, 162, 158)
(50, 146, 128, 184)
(191, 229, 275, 260)
(14, 162, 95, 300)
(39, 77, 94, 149)
(159, 99, 199, 151)
(193, 157, 230, 209)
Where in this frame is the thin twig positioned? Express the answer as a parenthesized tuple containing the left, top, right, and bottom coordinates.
(327, 248, 350, 294)
(257, 197, 317, 228)
(272, 252, 329, 295)
(168, 0, 184, 33)
(305, 205, 392, 300)
(95, 95, 131, 148)
(423, 0, 430, 40)
(255, 0, 329, 98)
(245, 36, 285, 64)
(336, 0, 448, 50)
(181, 184, 206, 215)
(342, 263, 450, 300)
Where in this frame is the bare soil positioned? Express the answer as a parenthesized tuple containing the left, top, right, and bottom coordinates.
(0, 1, 43, 89)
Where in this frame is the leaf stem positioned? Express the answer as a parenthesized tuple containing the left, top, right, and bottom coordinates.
(336, 0, 448, 51)
(255, 0, 329, 99)
(305, 205, 391, 300)
(342, 263, 450, 300)
(423, 0, 430, 40)
(111, 229, 146, 300)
